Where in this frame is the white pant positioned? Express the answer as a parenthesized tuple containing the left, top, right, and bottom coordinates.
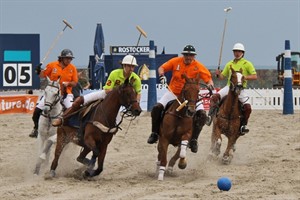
(158, 90, 204, 110)
(218, 85, 250, 105)
(36, 94, 74, 109)
(83, 90, 106, 105)
(84, 90, 122, 124)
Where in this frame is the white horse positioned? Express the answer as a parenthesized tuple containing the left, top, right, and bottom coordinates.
(34, 77, 63, 175)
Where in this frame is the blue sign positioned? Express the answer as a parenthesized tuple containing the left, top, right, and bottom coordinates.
(0, 34, 40, 90)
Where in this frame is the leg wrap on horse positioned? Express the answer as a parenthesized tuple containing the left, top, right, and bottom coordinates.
(147, 103, 164, 144)
(189, 110, 207, 153)
(208, 93, 221, 116)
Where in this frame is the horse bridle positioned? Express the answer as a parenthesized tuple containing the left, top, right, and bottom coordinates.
(44, 84, 61, 113)
(229, 71, 244, 93)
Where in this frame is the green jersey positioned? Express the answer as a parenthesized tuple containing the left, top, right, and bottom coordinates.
(103, 69, 142, 94)
(222, 58, 256, 88)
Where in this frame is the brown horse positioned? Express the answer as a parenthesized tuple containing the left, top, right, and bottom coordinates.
(156, 74, 201, 181)
(48, 77, 142, 178)
(209, 67, 244, 164)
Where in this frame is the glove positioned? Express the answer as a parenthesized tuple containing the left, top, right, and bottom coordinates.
(159, 75, 167, 85)
(35, 63, 42, 75)
(207, 84, 214, 95)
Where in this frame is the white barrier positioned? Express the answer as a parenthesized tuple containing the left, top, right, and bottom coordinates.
(140, 85, 300, 111)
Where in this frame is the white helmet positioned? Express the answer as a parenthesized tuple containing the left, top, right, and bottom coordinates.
(232, 43, 245, 52)
(122, 55, 138, 66)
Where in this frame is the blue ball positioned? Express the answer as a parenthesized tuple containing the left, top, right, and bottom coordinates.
(217, 177, 232, 191)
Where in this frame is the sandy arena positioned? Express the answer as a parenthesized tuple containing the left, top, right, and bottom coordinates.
(0, 110, 299, 200)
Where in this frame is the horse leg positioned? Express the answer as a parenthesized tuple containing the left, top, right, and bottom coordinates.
(209, 124, 222, 160)
(34, 132, 47, 175)
(48, 128, 69, 177)
(76, 147, 92, 166)
(222, 134, 239, 165)
(167, 147, 180, 174)
(84, 145, 106, 178)
(157, 137, 169, 181)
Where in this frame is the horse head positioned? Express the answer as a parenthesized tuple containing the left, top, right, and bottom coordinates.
(229, 67, 244, 95)
(43, 77, 61, 115)
(118, 77, 142, 116)
(180, 73, 201, 117)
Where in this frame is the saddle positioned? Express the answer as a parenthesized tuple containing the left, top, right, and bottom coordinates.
(67, 99, 103, 140)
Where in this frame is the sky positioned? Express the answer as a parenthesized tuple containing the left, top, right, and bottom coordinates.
(0, 0, 299, 69)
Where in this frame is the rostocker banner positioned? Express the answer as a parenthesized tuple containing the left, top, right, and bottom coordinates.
(0, 95, 39, 114)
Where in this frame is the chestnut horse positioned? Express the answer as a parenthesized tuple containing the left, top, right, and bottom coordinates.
(157, 74, 201, 181)
(48, 77, 142, 178)
(209, 67, 244, 164)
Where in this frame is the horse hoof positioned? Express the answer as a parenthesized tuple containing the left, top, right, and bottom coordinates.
(76, 157, 90, 166)
(178, 158, 187, 169)
(39, 153, 46, 160)
(222, 156, 231, 165)
(50, 170, 56, 177)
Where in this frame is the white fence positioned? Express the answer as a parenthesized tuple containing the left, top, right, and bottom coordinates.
(140, 85, 300, 111)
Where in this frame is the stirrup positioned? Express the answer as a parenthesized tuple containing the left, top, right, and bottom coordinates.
(147, 132, 158, 144)
(206, 115, 212, 126)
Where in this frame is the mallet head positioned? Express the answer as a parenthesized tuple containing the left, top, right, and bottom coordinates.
(63, 19, 73, 29)
(224, 7, 232, 12)
(136, 25, 147, 38)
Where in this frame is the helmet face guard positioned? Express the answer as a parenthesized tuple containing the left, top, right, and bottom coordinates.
(181, 45, 197, 55)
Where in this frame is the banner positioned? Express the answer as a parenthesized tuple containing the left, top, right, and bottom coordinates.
(0, 95, 39, 114)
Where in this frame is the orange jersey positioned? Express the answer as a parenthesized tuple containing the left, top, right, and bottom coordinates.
(43, 61, 78, 94)
(161, 57, 211, 95)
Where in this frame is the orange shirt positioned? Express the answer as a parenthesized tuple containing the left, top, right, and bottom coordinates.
(161, 57, 211, 95)
(43, 61, 78, 94)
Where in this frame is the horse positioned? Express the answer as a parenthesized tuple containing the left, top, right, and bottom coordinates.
(47, 77, 142, 178)
(34, 77, 63, 175)
(156, 74, 201, 181)
(209, 67, 245, 164)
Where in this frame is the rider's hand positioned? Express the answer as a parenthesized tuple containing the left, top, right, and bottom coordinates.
(215, 69, 222, 76)
(207, 84, 214, 94)
(35, 63, 42, 75)
(159, 75, 167, 85)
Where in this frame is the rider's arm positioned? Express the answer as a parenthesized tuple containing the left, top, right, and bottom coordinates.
(245, 74, 257, 80)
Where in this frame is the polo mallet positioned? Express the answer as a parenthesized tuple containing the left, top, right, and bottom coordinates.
(163, 82, 188, 112)
(36, 19, 73, 74)
(134, 26, 149, 78)
(216, 7, 232, 78)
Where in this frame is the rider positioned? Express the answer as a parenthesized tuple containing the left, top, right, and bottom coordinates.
(207, 42, 257, 135)
(29, 49, 78, 138)
(51, 54, 142, 127)
(147, 45, 214, 153)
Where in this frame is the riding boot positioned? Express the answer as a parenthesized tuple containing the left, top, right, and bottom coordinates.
(189, 110, 207, 153)
(206, 93, 221, 126)
(240, 104, 252, 135)
(147, 103, 164, 144)
(29, 107, 42, 138)
(52, 96, 84, 127)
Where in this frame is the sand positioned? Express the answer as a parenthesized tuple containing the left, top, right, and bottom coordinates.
(0, 110, 299, 200)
